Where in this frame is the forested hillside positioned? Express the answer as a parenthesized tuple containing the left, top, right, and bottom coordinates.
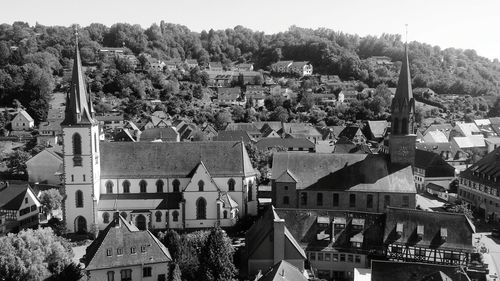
(0, 21, 499, 123)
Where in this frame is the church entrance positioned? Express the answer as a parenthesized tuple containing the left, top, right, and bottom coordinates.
(136, 214, 146, 230)
(75, 216, 87, 233)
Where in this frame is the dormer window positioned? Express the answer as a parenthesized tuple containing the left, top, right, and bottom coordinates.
(396, 222, 404, 235)
(417, 225, 424, 238)
(441, 227, 447, 241)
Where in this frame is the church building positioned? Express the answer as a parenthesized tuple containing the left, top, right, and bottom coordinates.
(62, 37, 257, 233)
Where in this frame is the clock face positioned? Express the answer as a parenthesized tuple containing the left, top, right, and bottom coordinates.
(399, 145, 409, 157)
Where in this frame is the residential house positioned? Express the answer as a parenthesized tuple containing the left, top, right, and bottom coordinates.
(458, 146, 500, 222)
(383, 207, 475, 266)
(271, 153, 416, 212)
(139, 127, 180, 142)
(255, 138, 315, 152)
(11, 110, 34, 131)
(26, 148, 63, 185)
(0, 182, 42, 234)
(83, 214, 172, 281)
(245, 206, 307, 278)
(413, 149, 456, 193)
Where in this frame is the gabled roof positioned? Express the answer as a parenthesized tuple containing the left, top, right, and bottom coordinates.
(84, 215, 171, 271)
(100, 141, 255, 177)
(257, 260, 307, 281)
(272, 152, 415, 193)
(383, 207, 474, 251)
(255, 138, 314, 150)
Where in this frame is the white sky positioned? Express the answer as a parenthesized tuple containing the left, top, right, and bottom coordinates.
(2, 0, 499, 60)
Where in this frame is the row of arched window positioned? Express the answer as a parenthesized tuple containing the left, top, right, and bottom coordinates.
(104, 178, 238, 194)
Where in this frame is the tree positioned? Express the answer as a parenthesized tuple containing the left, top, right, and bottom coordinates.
(198, 227, 237, 281)
(0, 228, 77, 281)
(6, 150, 31, 175)
(39, 189, 63, 215)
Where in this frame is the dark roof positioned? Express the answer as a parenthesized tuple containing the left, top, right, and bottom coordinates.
(255, 138, 314, 150)
(338, 126, 364, 140)
(383, 207, 474, 251)
(214, 130, 252, 143)
(272, 153, 415, 193)
(371, 260, 467, 281)
(98, 193, 182, 210)
(140, 127, 178, 142)
(461, 146, 500, 186)
(415, 149, 455, 177)
(258, 260, 307, 281)
(85, 215, 171, 271)
(100, 141, 255, 177)
(0, 183, 34, 210)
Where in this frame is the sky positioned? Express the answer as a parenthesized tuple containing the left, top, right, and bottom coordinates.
(2, 0, 499, 60)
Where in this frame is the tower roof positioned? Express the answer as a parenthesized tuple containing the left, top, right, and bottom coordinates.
(392, 44, 413, 109)
(62, 33, 95, 126)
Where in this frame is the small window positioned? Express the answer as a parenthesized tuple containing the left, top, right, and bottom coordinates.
(106, 248, 112, 256)
(228, 178, 235, 191)
(122, 181, 130, 193)
(143, 267, 152, 277)
(173, 179, 180, 192)
(283, 196, 289, 205)
(155, 211, 162, 222)
(140, 180, 147, 193)
(198, 180, 204, 191)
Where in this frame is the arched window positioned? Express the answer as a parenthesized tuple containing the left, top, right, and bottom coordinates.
(105, 181, 113, 194)
(155, 211, 162, 222)
(122, 181, 130, 193)
(75, 190, 83, 208)
(223, 210, 228, 219)
(172, 211, 179, 222)
(156, 180, 164, 193)
(139, 180, 147, 193)
(228, 178, 235, 191)
(103, 212, 110, 223)
(198, 180, 204, 191)
(120, 211, 127, 220)
(173, 179, 180, 192)
(73, 133, 82, 155)
(196, 197, 207, 219)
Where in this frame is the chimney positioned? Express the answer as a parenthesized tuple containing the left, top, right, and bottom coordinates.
(273, 218, 285, 264)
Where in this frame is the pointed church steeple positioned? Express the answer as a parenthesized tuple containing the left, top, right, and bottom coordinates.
(62, 29, 96, 126)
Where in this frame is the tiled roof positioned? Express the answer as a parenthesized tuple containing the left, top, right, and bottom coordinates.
(255, 138, 314, 150)
(98, 193, 182, 210)
(100, 141, 255, 177)
(84, 215, 172, 271)
(272, 153, 415, 193)
(383, 207, 474, 251)
(371, 260, 466, 281)
(414, 149, 455, 177)
(0, 183, 30, 210)
(257, 260, 307, 281)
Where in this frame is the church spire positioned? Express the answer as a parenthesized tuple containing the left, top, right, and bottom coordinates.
(62, 28, 95, 126)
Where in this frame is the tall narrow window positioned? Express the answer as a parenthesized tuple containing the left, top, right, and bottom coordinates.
(173, 179, 180, 192)
(228, 178, 235, 191)
(105, 181, 113, 194)
(156, 180, 164, 193)
(139, 180, 147, 193)
(349, 194, 356, 208)
(73, 133, 82, 155)
(76, 190, 83, 208)
(317, 193, 323, 206)
(122, 180, 130, 193)
(367, 194, 373, 209)
(198, 180, 204, 191)
(196, 197, 207, 219)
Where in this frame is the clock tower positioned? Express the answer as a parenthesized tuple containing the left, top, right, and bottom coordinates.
(389, 44, 416, 168)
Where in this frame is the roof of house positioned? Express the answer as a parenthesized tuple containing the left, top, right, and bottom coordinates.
(0, 182, 37, 211)
(84, 215, 172, 271)
(367, 120, 389, 139)
(423, 130, 449, 143)
(371, 260, 467, 281)
(414, 149, 455, 177)
(100, 141, 255, 177)
(255, 138, 315, 150)
(257, 260, 307, 281)
(383, 207, 474, 251)
(214, 130, 252, 143)
(452, 135, 485, 148)
(140, 127, 178, 142)
(272, 153, 415, 193)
